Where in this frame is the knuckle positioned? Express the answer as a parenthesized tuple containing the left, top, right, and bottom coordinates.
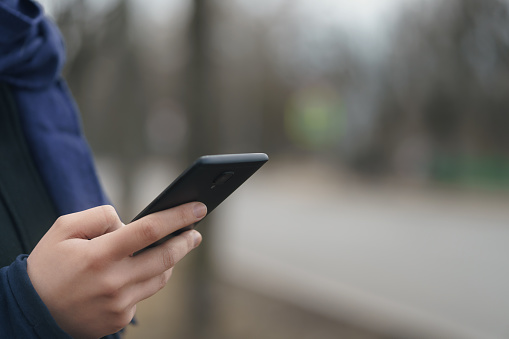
(164, 269, 173, 283)
(185, 231, 196, 249)
(100, 276, 122, 298)
(107, 301, 135, 331)
(54, 215, 65, 227)
(175, 206, 191, 226)
(161, 246, 178, 270)
(109, 300, 126, 315)
(150, 270, 172, 296)
(99, 205, 119, 227)
(157, 271, 170, 291)
(84, 251, 107, 272)
(136, 218, 161, 244)
(53, 214, 70, 231)
(110, 309, 133, 332)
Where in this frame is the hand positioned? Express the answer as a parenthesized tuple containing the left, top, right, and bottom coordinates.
(27, 202, 206, 339)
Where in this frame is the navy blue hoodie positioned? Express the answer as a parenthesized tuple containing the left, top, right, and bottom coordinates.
(0, 0, 118, 337)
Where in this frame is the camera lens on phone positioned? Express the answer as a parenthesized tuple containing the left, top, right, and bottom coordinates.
(211, 171, 234, 189)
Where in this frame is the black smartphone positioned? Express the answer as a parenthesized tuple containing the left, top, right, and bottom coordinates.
(132, 153, 268, 252)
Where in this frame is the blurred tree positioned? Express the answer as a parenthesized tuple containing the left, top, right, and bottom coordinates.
(58, 0, 148, 216)
(180, 0, 217, 338)
(360, 0, 509, 184)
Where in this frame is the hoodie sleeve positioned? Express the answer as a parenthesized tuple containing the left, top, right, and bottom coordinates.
(0, 256, 123, 339)
(0, 255, 73, 338)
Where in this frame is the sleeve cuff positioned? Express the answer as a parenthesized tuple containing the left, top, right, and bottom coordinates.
(7, 254, 72, 338)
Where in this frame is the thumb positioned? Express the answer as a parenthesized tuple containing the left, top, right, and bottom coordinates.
(56, 205, 123, 240)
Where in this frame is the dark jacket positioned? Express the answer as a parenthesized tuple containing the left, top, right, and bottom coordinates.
(0, 0, 117, 337)
(0, 83, 70, 338)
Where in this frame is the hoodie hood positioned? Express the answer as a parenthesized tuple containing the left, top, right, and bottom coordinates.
(0, 0, 65, 89)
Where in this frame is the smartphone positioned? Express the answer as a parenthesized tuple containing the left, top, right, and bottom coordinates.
(132, 153, 269, 252)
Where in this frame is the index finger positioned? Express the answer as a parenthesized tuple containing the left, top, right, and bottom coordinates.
(98, 202, 207, 259)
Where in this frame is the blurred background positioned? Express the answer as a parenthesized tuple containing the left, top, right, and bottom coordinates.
(40, 0, 509, 338)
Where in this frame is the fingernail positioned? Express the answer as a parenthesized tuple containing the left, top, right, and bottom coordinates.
(193, 203, 207, 219)
(192, 230, 202, 247)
